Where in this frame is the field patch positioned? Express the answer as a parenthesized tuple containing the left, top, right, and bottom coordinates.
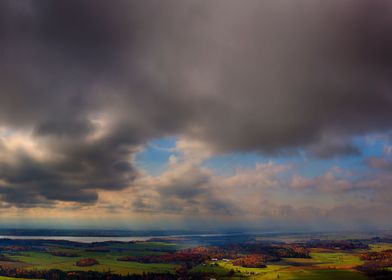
(2, 242, 179, 276)
(308, 252, 363, 268)
(369, 243, 392, 252)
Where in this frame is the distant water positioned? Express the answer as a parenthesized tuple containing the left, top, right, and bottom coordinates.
(0, 232, 245, 243)
(0, 235, 158, 243)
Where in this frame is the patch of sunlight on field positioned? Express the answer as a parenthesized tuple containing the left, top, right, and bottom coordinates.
(218, 261, 288, 274)
(309, 252, 363, 267)
(280, 257, 319, 266)
(195, 253, 366, 279)
(369, 243, 392, 252)
(280, 252, 363, 269)
(191, 261, 289, 279)
(249, 270, 367, 280)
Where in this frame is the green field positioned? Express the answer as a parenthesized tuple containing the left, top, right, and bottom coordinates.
(279, 252, 362, 268)
(250, 270, 367, 280)
(1, 246, 369, 279)
(308, 252, 363, 267)
(3, 242, 179, 276)
(369, 243, 392, 252)
(192, 260, 367, 280)
(1, 239, 391, 279)
(191, 250, 367, 280)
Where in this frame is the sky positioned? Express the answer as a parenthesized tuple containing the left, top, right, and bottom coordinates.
(0, 0, 392, 231)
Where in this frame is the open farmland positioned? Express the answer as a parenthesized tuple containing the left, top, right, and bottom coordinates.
(0, 233, 392, 279)
(1, 241, 179, 276)
(192, 263, 367, 280)
(0, 277, 39, 280)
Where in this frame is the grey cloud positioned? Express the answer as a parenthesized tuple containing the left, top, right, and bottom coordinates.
(157, 166, 210, 199)
(132, 163, 238, 215)
(34, 119, 96, 138)
(307, 134, 360, 158)
(366, 157, 392, 170)
(1, 1, 392, 206)
(0, 134, 137, 205)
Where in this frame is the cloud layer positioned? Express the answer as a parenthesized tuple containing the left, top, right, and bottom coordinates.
(0, 1, 392, 229)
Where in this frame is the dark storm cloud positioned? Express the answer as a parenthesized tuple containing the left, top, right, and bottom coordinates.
(1, 1, 392, 206)
(0, 136, 134, 204)
(307, 134, 361, 158)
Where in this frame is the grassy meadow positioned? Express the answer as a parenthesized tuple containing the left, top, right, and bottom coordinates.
(192, 260, 367, 280)
(1, 242, 179, 276)
(191, 246, 370, 279)
(1, 236, 391, 279)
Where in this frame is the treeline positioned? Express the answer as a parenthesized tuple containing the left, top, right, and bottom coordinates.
(357, 264, 392, 280)
(85, 247, 110, 253)
(50, 251, 80, 257)
(0, 254, 16, 262)
(118, 246, 239, 265)
(360, 249, 392, 261)
(118, 250, 208, 265)
(224, 243, 310, 259)
(0, 245, 33, 252)
(118, 244, 310, 270)
(232, 254, 266, 268)
(118, 244, 310, 265)
(357, 249, 392, 279)
(0, 267, 177, 280)
(303, 240, 369, 250)
(75, 258, 99, 267)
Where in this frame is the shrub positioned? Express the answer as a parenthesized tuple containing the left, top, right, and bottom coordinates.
(75, 258, 99, 267)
